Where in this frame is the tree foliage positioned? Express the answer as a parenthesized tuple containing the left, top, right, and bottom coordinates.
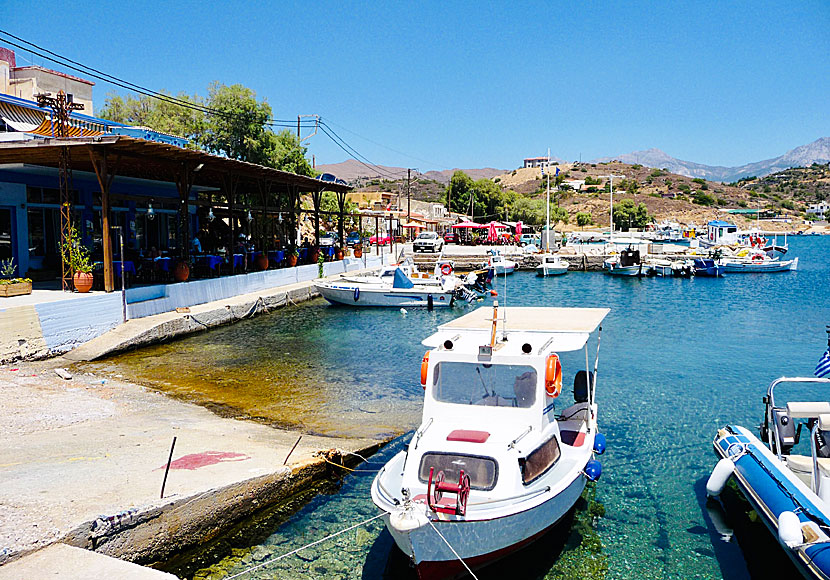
(98, 83, 314, 176)
(576, 211, 593, 228)
(612, 199, 651, 231)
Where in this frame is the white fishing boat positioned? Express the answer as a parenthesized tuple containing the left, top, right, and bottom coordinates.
(488, 252, 516, 275)
(647, 258, 694, 278)
(603, 248, 651, 277)
(708, 376, 830, 580)
(314, 266, 458, 308)
(536, 254, 569, 277)
(719, 256, 799, 273)
(371, 304, 608, 578)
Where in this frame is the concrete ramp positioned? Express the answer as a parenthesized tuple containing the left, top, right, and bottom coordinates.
(0, 544, 177, 579)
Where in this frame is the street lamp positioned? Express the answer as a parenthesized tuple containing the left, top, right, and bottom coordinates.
(600, 174, 625, 245)
(110, 225, 127, 323)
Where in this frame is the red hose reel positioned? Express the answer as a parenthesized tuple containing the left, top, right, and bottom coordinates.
(427, 466, 471, 516)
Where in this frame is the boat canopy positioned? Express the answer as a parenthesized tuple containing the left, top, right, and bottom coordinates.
(423, 307, 608, 353)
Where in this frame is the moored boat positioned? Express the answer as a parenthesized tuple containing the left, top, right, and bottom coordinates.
(371, 304, 608, 578)
(719, 256, 798, 273)
(693, 258, 724, 277)
(536, 254, 569, 276)
(604, 247, 651, 277)
(314, 266, 458, 308)
(488, 252, 517, 275)
(707, 377, 830, 580)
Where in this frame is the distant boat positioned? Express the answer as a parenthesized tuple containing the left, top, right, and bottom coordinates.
(647, 258, 694, 278)
(604, 248, 651, 277)
(488, 252, 516, 275)
(692, 258, 724, 277)
(719, 256, 798, 273)
(536, 254, 569, 276)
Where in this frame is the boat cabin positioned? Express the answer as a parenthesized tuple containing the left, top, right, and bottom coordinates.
(706, 220, 739, 246)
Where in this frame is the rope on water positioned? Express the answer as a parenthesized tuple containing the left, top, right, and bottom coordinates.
(223, 512, 386, 579)
(321, 456, 382, 473)
(426, 519, 480, 580)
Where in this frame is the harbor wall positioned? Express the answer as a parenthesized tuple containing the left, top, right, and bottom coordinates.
(0, 256, 385, 363)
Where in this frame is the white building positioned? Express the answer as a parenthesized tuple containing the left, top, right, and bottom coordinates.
(807, 201, 829, 219)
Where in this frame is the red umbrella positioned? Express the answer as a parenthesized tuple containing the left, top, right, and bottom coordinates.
(486, 221, 509, 229)
(487, 221, 498, 242)
(452, 221, 486, 229)
(516, 221, 523, 235)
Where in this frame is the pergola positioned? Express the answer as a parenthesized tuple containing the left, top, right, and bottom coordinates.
(0, 136, 351, 292)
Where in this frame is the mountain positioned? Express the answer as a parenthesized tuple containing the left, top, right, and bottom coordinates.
(593, 137, 830, 182)
(315, 159, 505, 184)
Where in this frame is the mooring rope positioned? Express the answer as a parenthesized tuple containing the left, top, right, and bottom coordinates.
(321, 456, 382, 473)
(223, 512, 386, 579)
(426, 519, 480, 580)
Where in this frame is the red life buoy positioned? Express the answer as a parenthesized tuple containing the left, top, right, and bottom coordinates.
(420, 351, 430, 387)
(545, 354, 562, 398)
(751, 254, 764, 262)
(440, 264, 453, 276)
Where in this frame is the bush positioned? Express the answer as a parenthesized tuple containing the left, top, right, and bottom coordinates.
(693, 192, 716, 206)
(678, 183, 691, 193)
(737, 200, 748, 208)
(716, 198, 728, 206)
(692, 178, 706, 185)
(631, 164, 642, 170)
(576, 211, 593, 228)
(650, 169, 663, 178)
(781, 200, 795, 210)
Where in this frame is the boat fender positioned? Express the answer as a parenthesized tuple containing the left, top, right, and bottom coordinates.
(389, 504, 430, 533)
(427, 294, 434, 311)
(353, 287, 360, 302)
(440, 263, 453, 276)
(420, 351, 430, 388)
(593, 433, 607, 455)
(778, 511, 802, 548)
(584, 459, 602, 482)
(545, 354, 562, 398)
(490, 290, 498, 296)
(705, 458, 735, 497)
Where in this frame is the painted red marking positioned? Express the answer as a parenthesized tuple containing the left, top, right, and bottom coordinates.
(160, 451, 250, 470)
(560, 431, 586, 447)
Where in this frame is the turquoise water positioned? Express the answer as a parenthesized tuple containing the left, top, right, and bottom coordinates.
(133, 237, 829, 579)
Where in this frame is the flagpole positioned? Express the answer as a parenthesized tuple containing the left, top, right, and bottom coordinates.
(545, 149, 550, 252)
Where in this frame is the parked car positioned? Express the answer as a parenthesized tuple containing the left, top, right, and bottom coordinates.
(442, 231, 457, 244)
(369, 234, 390, 245)
(413, 231, 444, 253)
(519, 233, 540, 247)
(319, 232, 339, 247)
(346, 231, 362, 247)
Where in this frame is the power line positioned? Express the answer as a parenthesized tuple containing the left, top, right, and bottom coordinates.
(319, 124, 402, 180)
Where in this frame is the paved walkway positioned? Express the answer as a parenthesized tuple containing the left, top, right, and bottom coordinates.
(0, 360, 382, 568)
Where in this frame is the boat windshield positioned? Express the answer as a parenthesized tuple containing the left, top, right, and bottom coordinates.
(432, 362, 537, 408)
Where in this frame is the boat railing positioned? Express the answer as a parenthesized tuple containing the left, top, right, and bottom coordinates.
(766, 377, 830, 458)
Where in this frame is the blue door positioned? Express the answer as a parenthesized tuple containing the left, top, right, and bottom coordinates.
(0, 206, 17, 271)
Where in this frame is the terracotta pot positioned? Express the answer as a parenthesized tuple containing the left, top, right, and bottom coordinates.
(335, 247, 345, 260)
(353, 245, 363, 259)
(173, 261, 190, 282)
(287, 254, 298, 267)
(310, 249, 320, 263)
(73, 272, 93, 293)
(255, 254, 269, 271)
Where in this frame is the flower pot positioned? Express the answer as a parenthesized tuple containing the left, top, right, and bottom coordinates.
(73, 272, 93, 293)
(310, 249, 320, 264)
(0, 280, 33, 297)
(287, 254, 298, 267)
(353, 246, 363, 258)
(255, 254, 269, 271)
(335, 247, 345, 260)
(173, 261, 190, 282)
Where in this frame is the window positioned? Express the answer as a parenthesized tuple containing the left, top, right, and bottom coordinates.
(432, 362, 537, 408)
(519, 435, 561, 485)
(418, 452, 498, 490)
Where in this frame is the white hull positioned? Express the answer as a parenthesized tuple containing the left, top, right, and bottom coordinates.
(536, 265, 568, 276)
(386, 474, 585, 569)
(720, 257, 798, 273)
(492, 264, 515, 275)
(604, 263, 650, 277)
(314, 282, 454, 307)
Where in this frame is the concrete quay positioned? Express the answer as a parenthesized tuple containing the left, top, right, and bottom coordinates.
(0, 360, 387, 573)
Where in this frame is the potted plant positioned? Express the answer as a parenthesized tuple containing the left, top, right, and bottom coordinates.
(60, 225, 94, 292)
(0, 258, 32, 297)
(287, 247, 299, 267)
(310, 245, 320, 264)
(317, 248, 326, 278)
(173, 259, 190, 282)
(334, 245, 345, 260)
(353, 243, 363, 259)
(255, 253, 269, 271)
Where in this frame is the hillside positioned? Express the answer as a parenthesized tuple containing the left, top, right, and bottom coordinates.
(315, 159, 504, 185)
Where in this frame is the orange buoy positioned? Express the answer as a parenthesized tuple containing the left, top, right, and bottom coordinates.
(489, 290, 498, 296)
(420, 351, 430, 387)
(545, 354, 562, 397)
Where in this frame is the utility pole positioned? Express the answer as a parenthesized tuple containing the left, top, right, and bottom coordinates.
(407, 168, 411, 221)
(297, 115, 301, 137)
(37, 90, 84, 291)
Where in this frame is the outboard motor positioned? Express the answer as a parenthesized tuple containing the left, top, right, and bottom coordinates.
(620, 248, 640, 267)
(769, 407, 796, 455)
(573, 370, 594, 404)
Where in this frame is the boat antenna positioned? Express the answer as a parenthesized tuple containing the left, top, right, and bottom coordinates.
(826, 325, 830, 349)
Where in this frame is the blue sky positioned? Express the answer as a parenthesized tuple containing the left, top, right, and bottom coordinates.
(4, 0, 828, 171)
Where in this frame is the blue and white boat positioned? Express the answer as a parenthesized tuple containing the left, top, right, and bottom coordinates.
(708, 377, 830, 580)
(693, 258, 724, 277)
(314, 267, 458, 308)
(371, 304, 608, 578)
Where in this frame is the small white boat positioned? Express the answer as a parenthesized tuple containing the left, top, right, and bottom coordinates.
(647, 258, 694, 278)
(315, 267, 457, 308)
(488, 252, 516, 275)
(719, 256, 798, 273)
(603, 248, 651, 277)
(536, 254, 569, 276)
(372, 304, 608, 578)
(708, 377, 830, 579)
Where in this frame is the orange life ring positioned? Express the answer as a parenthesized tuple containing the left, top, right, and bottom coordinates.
(420, 351, 430, 387)
(545, 354, 562, 398)
(440, 264, 453, 276)
(751, 254, 764, 262)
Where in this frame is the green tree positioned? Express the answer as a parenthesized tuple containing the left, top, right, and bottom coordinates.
(612, 199, 651, 231)
(576, 212, 593, 229)
(200, 82, 274, 165)
(693, 191, 716, 206)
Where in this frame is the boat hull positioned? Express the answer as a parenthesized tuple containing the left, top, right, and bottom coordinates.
(720, 257, 798, 273)
(604, 263, 650, 277)
(713, 425, 830, 580)
(314, 283, 454, 307)
(536, 265, 568, 276)
(386, 474, 585, 579)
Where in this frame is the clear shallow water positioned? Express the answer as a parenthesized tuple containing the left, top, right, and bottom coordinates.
(96, 237, 830, 578)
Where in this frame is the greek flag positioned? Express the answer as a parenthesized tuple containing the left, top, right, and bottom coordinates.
(555, 167, 560, 176)
(816, 348, 830, 378)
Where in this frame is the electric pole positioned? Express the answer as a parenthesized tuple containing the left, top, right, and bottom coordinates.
(37, 90, 84, 291)
(407, 168, 411, 221)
